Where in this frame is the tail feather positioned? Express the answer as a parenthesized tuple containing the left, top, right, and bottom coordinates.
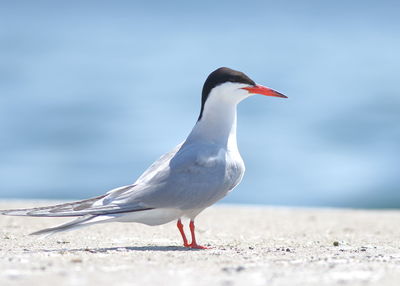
(30, 215, 111, 236)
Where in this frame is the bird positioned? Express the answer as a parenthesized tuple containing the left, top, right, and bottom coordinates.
(0, 67, 287, 249)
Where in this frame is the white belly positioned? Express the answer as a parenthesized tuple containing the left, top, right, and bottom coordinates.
(110, 208, 183, 226)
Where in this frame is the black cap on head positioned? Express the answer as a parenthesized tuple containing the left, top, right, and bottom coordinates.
(198, 67, 255, 120)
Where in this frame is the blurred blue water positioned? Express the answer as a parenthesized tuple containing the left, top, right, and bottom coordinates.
(1, 1, 399, 208)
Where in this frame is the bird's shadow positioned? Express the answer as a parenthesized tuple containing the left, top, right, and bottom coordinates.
(32, 245, 206, 253)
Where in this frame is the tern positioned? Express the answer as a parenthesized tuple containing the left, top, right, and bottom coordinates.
(1, 67, 287, 249)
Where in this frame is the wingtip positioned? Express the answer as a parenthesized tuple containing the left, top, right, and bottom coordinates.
(0, 209, 29, 216)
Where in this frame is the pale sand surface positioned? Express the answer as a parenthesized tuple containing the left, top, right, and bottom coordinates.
(1, 201, 400, 286)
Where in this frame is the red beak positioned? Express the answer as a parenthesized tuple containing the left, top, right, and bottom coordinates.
(242, 85, 287, 98)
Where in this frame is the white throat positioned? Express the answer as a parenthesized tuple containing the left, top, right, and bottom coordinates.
(185, 83, 250, 149)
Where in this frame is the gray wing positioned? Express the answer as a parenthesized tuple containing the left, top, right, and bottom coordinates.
(0, 194, 105, 217)
(107, 142, 243, 210)
(0, 186, 153, 217)
(0, 144, 184, 217)
(1, 141, 242, 217)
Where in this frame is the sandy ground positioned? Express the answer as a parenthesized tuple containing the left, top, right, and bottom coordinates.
(1, 201, 400, 286)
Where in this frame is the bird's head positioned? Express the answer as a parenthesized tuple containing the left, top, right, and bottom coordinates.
(198, 67, 287, 120)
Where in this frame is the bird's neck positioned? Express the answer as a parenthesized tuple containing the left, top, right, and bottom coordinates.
(186, 97, 239, 149)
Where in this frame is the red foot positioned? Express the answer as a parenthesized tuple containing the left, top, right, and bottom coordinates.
(188, 243, 209, 249)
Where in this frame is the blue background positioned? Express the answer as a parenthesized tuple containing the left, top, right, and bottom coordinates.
(1, 1, 399, 208)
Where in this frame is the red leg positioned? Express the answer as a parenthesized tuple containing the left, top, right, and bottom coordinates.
(177, 219, 189, 247)
(188, 220, 208, 249)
